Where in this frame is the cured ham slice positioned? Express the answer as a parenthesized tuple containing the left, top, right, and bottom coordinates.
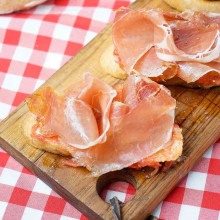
(66, 75, 176, 175)
(27, 73, 180, 176)
(130, 124, 183, 169)
(112, 9, 155, 74)
(112, 8, 220, 85)
(27, 72, 116, 149)
(112, 8, 177, 74)
(179, 11, 220, 26)
(178, 62, 220, 84)
(134, 47, 178, 80)
(158, 13, 220, 63)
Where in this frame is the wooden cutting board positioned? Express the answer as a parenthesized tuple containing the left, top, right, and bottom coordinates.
(0, 0, 220, 219)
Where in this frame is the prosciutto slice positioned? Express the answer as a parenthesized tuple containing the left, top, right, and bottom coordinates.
(178, 62, 220, 84)
(28, 73, 177, 176)
(134, 47, 178, 80)
(112, 8, 220, 85)
(112, 8, 178, 74)
(27, 72, 116, 149)
(67, 75, 176, 175)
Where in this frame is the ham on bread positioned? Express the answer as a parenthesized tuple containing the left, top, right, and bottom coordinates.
(0, 0, 48, 14)
(25, 73, 183, 176)
(110, 8, 220, 87)
(27, 73, 117, 150)
(163, 0, 220, 14)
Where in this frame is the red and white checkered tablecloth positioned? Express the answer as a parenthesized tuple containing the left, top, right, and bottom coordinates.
(0, 0, 219, 219)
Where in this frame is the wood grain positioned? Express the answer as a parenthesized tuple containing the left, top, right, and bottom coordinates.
(0, 0, 220, 219)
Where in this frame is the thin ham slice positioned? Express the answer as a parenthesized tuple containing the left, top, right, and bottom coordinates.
(27, 72, 116, 149)
(28, 74, 177, 176)
(112, 8, 220, 85)
(178, 62, 220, 84)
(112, 8, 178, 74)
(134, 47, 178, 79)
(158, 13, 220, 63)
(68, 75, 176, 175)
(130, 124, 182, 169)
(179, 11, 220, 26)
(112, 8, 155, 74)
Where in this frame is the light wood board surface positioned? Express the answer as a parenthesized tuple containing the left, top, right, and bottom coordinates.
(0, 0, 220, 219)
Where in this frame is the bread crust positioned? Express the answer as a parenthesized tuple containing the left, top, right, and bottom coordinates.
(0, 0, 47, 14)
(100, 45, 128, 79)
(164, 0, 220, 13)
(23, 113, 71, 156)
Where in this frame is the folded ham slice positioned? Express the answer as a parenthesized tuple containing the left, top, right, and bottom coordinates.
(27, 72, 116, 149)
(112, 8, 178, 74)
(70, 75, 176, 175)
(112, 8, 220, 86)
(63, 75, 176, 175)
(134, 47, 178, 80)
(130, 124, 182, 169)
(157, 11, 220, 63)
(27, 73, 179, 176)
(178, 62, 220, 84)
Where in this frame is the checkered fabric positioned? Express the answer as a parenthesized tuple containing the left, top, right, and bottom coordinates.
(0, 0, 219, 219)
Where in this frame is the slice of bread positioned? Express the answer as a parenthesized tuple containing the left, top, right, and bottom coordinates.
(23, 113, 183, 165)
(164, 0, 220, 13)
(23, 113, 71, 156)
(0, 0, 48, 14)
(100, 44, 128, 79)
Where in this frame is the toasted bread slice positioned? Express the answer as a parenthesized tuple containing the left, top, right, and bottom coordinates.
(0, 0, 48, 14)
(23, 113, 71, 156)
(164, 0, 220, 13)
(24, 113, 182, 164)
(100, 44, 128, 79)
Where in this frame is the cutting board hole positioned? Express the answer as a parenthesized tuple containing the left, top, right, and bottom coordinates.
(100, 181, 136, 203)
(96, 169, 136, 203)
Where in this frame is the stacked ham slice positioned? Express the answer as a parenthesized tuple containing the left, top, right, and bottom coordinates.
(112, 8, 220, 86)
(27, 73, 182, 176)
